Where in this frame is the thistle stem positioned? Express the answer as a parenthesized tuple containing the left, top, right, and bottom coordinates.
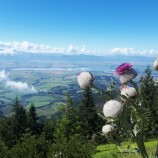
(130, 119, 148, 158)
(135, 136, 148, 158)
(116, 145, 126, 158)
(137, 118, 148, 158)
(130, 80, 139, 94)
(129, 81, 148, 158)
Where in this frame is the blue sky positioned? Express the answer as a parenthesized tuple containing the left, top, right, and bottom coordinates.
(0, 0, 158, 55)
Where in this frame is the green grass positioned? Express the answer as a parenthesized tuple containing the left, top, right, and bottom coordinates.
(36, 102, 64, 118)
(0, 97, 12, 103)
(4, 92, 19, 100)
(94, 139, 158, 158)
(26, 101, 50, 109)
(27, 96, 53, 102)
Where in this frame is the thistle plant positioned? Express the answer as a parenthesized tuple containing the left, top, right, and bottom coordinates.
(103, 100, 123, 118)
(120, 85, 137, 99)
(115, 63, 137, 84)
(77, 72, 94, 89)
(77, 62, 158, 158)
(102, 124, 114, 134)
(153, 58, 158, 71)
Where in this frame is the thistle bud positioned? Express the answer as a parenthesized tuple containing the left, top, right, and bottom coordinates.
(77, 72, 94, 89)
(153, 59, 158, 71)
(102, 124, 114, 134)
(120, 85, 137, 99)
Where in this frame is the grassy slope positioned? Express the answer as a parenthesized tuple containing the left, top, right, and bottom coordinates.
(94, 139, 158, 158)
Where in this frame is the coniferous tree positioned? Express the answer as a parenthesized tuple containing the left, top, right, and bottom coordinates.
(0, 109, 3, 117)
(55, 93, 79, 140)
(12, 97, 27, 142)
(78, 88, 104, 139)
(0, 98, 28, 148)
(42, 119, 56, 143)
(52, 93, 96, 158)
(27, 103, 40, 135)
(0, 137, 7, 157)
(140, 66, 158, 137)
(0, 117, 14, 148)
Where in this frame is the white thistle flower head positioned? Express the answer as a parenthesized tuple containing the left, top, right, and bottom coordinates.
(103, 100, 123, 118)
(77, 72, 94, 89)
(102, 124, 114, 134)
(153, 58, 158, 71)
(120, 85, 137, 99)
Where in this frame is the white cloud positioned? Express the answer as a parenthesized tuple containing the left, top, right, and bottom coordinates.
(109, 47, 158, 56)
(0, 41, 97, 55)
(0, 70, 37, 93)
(0, 70, 8, 81)
(110, 48, 135, 55)
(6, 80, 37, 93)
(67, 44, 77, 53)
(80, 45, 91, 54)
(0, 41, 158, 56)
(66, 44, 97, 55)
(0, 41, 66, 54)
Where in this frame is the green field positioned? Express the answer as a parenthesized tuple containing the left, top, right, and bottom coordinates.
(94, 140, 158, 158)
(0, 67, 117, 118)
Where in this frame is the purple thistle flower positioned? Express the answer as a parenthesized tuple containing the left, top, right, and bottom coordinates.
(115, 63, 133, 75)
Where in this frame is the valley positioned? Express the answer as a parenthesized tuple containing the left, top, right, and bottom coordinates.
(0, 54, 157, 118)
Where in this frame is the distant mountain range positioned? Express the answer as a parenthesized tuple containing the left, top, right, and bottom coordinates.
(0, 53, 156, 76)
(0, 53, 156, 64)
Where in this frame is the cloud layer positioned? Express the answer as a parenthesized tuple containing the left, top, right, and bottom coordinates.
(0, 41, 157, 56)
(0, 70, 8, 81)
(0, 41, 95, 55)
(0, 70, 37, 93)
(109, 47, 158, 56)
